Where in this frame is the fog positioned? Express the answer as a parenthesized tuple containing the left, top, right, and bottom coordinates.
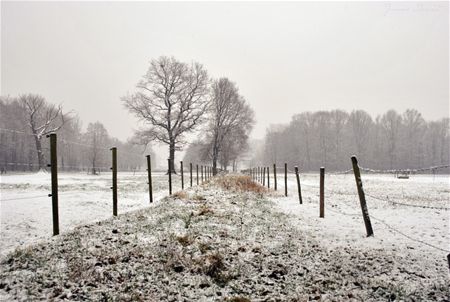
(1, 1, 448, 166)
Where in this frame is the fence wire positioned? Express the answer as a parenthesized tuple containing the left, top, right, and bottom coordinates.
(326, 205, 449, 253)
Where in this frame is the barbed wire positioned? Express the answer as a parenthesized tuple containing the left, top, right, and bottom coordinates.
(0, 128, 34, 136)
(2, 162, 41, 167)
(364, 193, 450, 210)
(1, 195, 49, 202)
(326, 206, 448, 252)
(249, 163, 450, 176)
(326, 169, 353, 175)
(369, 215, 448, 252)
(360, 164, 450, 174)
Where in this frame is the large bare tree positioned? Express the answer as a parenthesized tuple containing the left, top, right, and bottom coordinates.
(19, 94, 69, 170)
(206, 78, 254, 175)
(123, 56, 209, 172)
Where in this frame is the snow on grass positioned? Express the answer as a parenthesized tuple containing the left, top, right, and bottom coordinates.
(0, 175, 448, 301)
(268, 173, 449, 262)
(0, 171, 183, 256)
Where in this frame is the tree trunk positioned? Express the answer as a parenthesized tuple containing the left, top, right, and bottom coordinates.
(33, 134, 45, 171)
(168, 142, 177, 174)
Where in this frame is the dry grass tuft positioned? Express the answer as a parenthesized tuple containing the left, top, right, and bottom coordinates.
(225, 297, 251, 302)
(192, 194, 206, 201)
(197, 204, 214, 216)
(217, 175, 267, 194)
(173, 191, 188, 200)
(175, 234, 194, 247)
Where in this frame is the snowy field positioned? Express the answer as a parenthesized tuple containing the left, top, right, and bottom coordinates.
(1, 171, 449, 262)
(1, 175, 448, 301)
(269, 172, 450, 260)
(0, 171, 185, 256)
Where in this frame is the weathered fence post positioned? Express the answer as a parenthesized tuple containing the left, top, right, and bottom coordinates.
(168, 158, 172, 195)
(190, 163, 193, 187)
(146, 155, 153, 203)
(263, 167, 266, 186)
(274, 163, 277, 191)
(201, 165, 204, 183)
(284, 163, 288, 196)
(351, 156, 374, 237)
(48, 133, 59, 235)
(295, 166, 302, 204)
(256, 167, 259, 182)
(267, 166, 270, 188)
(320, 167, 325, 218)
(180, 161, 184, 190)
(111, 147, 118, 216)
(196, 164, 199, 185)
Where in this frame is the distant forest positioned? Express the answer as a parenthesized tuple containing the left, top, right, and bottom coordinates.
(0, 95, 149, 173)
(251, 109, 449, 172)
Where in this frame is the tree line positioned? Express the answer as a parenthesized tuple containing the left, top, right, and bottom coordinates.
(0, 95, 148, 173)
(252, 109, 449, 172)
(1, 56, 255, 175)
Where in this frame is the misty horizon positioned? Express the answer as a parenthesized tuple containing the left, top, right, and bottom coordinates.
(2, 1, 448, 144)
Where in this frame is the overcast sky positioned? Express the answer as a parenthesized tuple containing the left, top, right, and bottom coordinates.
(1, 1, 449, 144)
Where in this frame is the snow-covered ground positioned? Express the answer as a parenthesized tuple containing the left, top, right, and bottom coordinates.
(1, 171, 185, 256)
(2, 171, 448, 263)
(267, 173, 449, 260)
(0, 175, 448, 301)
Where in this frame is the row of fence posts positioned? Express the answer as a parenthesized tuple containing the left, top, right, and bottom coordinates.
(46, 133, 216, 236)
(247, 155, 374, 237)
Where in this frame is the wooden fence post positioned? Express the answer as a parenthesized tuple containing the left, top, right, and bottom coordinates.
(267, 166, 270, 188)
(190, 163, 193, 187)
(168, 158, 172, 195)
(180, 161, 184, 190)
(146, 155, 153, 203)
(274, 163, 277, 191)
(284, 163, 288, 197)
(351, 156, 374, 237)
(196, 164, 199, 185)
(48, 133, 59, 235)
(111, 147, 118, 216)
(263, 167, 266, 186)
(320, 167, 325, 218)
(295, 166, 302, 204)
(201, 165, 204, 183)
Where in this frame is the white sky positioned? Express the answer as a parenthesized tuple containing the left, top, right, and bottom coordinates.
(1, 1, 449, 144)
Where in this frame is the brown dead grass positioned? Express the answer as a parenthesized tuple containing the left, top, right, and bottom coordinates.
(175, 234, 194, 247)
(172, 191, 188, 200)
(216, 175, 267, 194)
(197, 204, 214, 216)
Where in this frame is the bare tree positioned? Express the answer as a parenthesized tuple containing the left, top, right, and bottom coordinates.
(206, 78, 255, 175)
(381, 110, 402, 169)
(84, 122, 109, 175)
(330, 110, 348, 169)
(402, 109, 425, 167)
(219, 125, 250, 171)
(123, 56, 209, 173)
(19, 94, 69, 170)
(348, 110, 373, 162)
